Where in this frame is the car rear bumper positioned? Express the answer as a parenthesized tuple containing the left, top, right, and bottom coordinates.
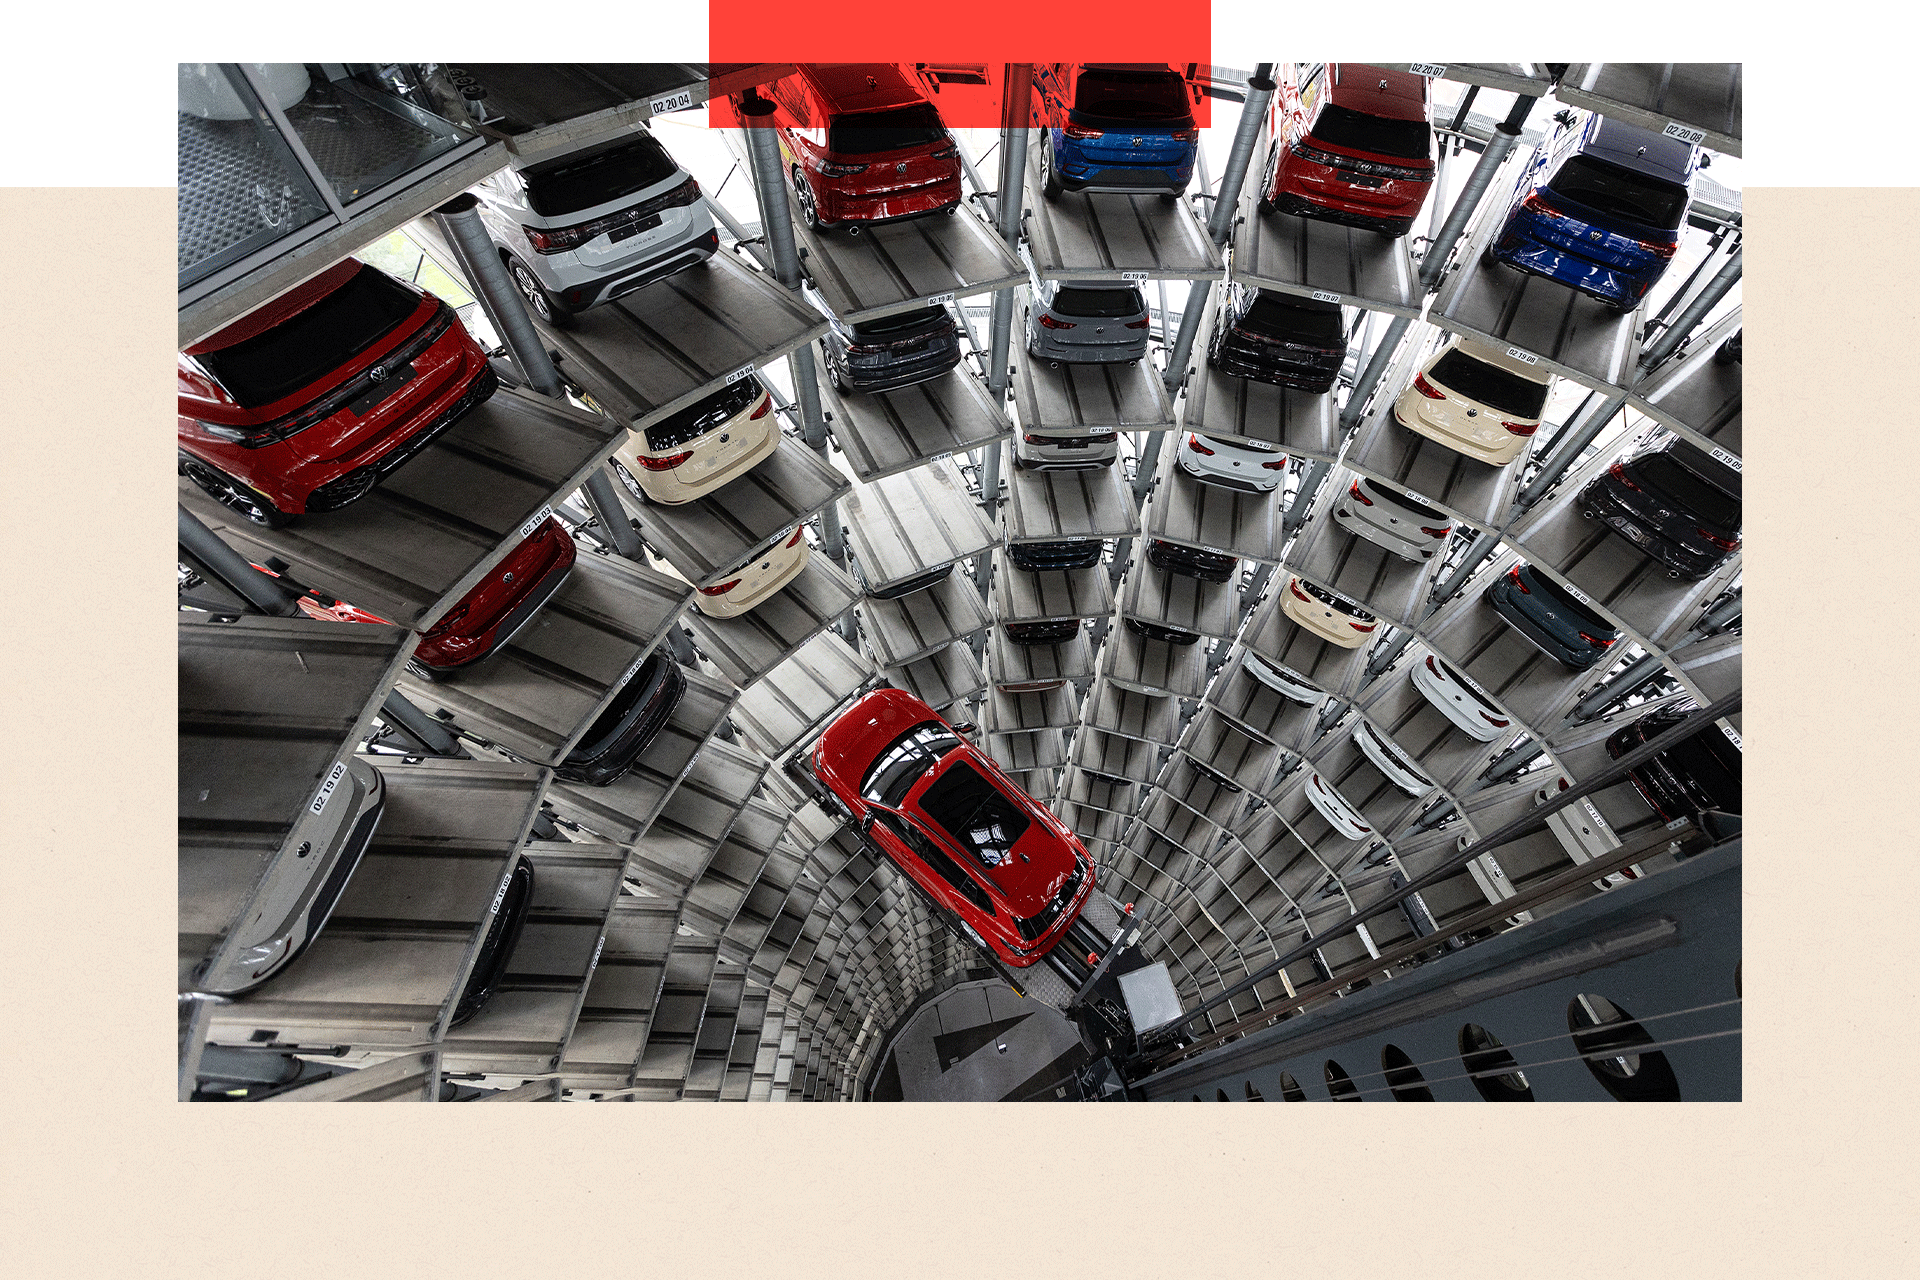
(415, 537, 576, 671)
(842, 345, 963, 393)
(1272, 187, 1420, 235)
(1332, 503, 1439, 561)
(1492, 220, 1664, 306)
(1027, 332, 1147, 363)
(1210, 341, 1339, 393)
(554, 655, 687, 787)
(304, 362, 500, 513)
(1147, 541, 1237, 582)
(1176, 452, 1280, 493)
(1578, 483, 1728, 579)
(1390, 401, 1523, 467)
(820, 179, 962, 226)
(564, 227, 719, 310)
(1487, 579, 1605, 670)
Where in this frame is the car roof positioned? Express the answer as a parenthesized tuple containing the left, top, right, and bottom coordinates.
(799, 63, 928, 113)
(1448, 336, 1557, 385)
(184, 258, 367, 354)
(1580, 114, 1696, 184)
(1327, 63, 1429, 120)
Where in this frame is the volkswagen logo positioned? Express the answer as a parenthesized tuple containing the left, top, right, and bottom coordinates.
(1589, 229, 1603, 241)
(1132, 137, 1143, 146)
(897, 162, 908, 173)
(719, 433, 730, 443)
(368, 364, 390, 383)
(502, 571, 515, 583)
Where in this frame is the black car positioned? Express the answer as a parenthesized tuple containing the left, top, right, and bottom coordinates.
(1605, 703, 1741, 822)
(861, 559, 954, 600)
(1207, 285, 1346, 392)
(1009, 539, 1106, 572)
(1578, 440, 1741, 580)
(820, 304, 963, 394)
(1146, 539, 1238, 583)
(554, 651, 687, 786)
(1124, 616, 1201, 646)
(1004, 619, 1082, 645)
(1487, 561, 1622, 670)
(449, 860, 536, 1027)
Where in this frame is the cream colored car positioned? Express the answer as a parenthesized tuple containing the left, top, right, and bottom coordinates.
(687, 524, 812, 619)
(1391, 338, 1553, 467)
(1280, 574, 1378, 649)
(612, 375, 780, 505)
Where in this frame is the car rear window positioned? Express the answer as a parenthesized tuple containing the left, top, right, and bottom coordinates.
(1372, 483, 1449, 522)
(1522, 565, 1614, 628)
(198, 264, 422, 408)
(827, 103, 946, 155)
(918, 762, 1033, 870)
(1300, 578, 1375, 620)
(1633, 454, 1741, 528)
(524, 133, 679, 219)
(860, 721, 962, 807)
(852, 305, 949, 338)
(1072, 68, 1192, 122)
(1051, 286, 1145, 318)
(1241, 293, 1345, 343)
(1428, 349, 1551, 419)
(1547, 154, 1689, 230)
(643, 376, 764, 452)
(1309, 105, 1432, 160)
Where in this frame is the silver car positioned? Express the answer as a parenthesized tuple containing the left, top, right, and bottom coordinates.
(1333, 474, 1457, 561)
(1304, 771, 1372, 841)
(1354, 720, 1433, 796)
(1176, 432, 1287, 494)
(1015, 428, 1119, 470)
(1025, 280, 1151, 365)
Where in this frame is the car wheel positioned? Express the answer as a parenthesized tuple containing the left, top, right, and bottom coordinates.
(1480, 246, 1502, 271)
(507, 255, 574, 328)
(1158, 192, 1180, 204)
(790, 165, 823, 231)
(610, 460, 653, 506)
(180, 454, 294, 529)
(825, 352, 849, 394)
(1040, 139, 1063, 201)
(1256, 147, 1279, 214)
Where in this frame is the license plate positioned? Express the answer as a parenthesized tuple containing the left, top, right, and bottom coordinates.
(1612, 518, 1648, 545)
(608, 213, 664, 244)
(346, 362, 417, 416)
(1060, 439, 1088, 449)
(1345, 174, 1384, 189)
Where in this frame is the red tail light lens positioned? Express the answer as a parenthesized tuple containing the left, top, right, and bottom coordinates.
(1063, 122, 1104, 140)
(1170, 128, 1200, 143)
(1262, 458, 1288, 470)
(786, 526, 807, 548)
(1412, 373, 1447, 400)
(1696, 528, 1739, 551)
(1507, 565, 1530, 593)
(1420, 526, 1451, 538)
(1289, 578, 1311, 602)
(1608, 462, 1641, 491)
(1578, 631, 1619, 647)
(1522, 190, 1565, 220)
(1502, 420, 1539, 436)
(1125, 318, 1151, 329)
(1187, 435, 1215, 456)
(1038, 314, 1076, 329)
(1425, 656, 1440, 676)
(1350, 620, 1377, 632)
(1637, 236, 1680, 259)
(700, 579, 742, 596)
(748, 396, 772, 421)
(929, 145, 957, 159)
(1479, 710, 1510, 728)
(1348, 480, 1374, 506)
(639, 451, 693, 471)
(819, 161, 869, 177)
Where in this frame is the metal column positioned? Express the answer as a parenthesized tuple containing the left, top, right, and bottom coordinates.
(1640, 249, 1742, 371)
(380, 690, 467, 757)
(1417, 96, 1535, 291)
(177, 506, 301, 617)
(976, 64, 1033, 599)
(1515, 390, 1629, 510)
(581, 467, 647, 561)
(1427, 528, 1502, 605)
(431, 194, 562, 397)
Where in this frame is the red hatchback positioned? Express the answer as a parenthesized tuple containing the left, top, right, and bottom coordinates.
(1260, 63, 1435, 237)
(768, 64, 963, 232)
(809, 689, 1094, 967)
(178, 257, 497, 527)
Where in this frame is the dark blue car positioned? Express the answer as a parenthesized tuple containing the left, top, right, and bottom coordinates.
(1487, 561, 1622, 670)
(1486, 114, 1695, 313)
(1034, 63, 1198, 200)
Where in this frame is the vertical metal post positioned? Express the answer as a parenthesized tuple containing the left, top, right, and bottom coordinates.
(1205, 66, 1275, 245)
(177, 506, 302, 616)
(1283, 458, 1331, 539)
(1570, 652, 1667, 721)
(1339, 315, 1412, 431)
(431, 194, 563, 397)
(977, 65, 1032, 601)
(1515, 390, 1629, 510)
(1417, 95, 1535, 291)
(1640, 249, 1742, 371)
(700, 194, 772, 272)
(1239, 562, 1273, 623)
(1360, 628, 1416, 687)
(1427, 528, 1501, 605)
(581, 467, 647, 561)
(1696, 594, 1742, 635)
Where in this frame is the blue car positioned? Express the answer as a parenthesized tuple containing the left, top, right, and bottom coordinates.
(1487, 561, 1622, 670)
(1033, 63, 1198, 200)
(1485, 114, 1695, 313)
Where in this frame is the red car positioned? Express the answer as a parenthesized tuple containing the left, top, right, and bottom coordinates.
(247, 517, 576, 678)
(178, 256, 497, 527)
(1259, 63, 1435, 237)
(808, 688, 1094, 966)
(766, 63, 963, 232)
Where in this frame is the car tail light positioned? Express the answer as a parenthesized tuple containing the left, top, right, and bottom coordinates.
(420, 600, 470, 639)
(1479, 709, 1510, 728)
(819, 161, 869, 177)
(1292, 141, 1345, 167)
(1420, 526, 1451, 538)
(1521, 190, 1566, 220)
(786, 526, 807, 548)
(1090, 432, 1119, 444)
(1348, 480, 1374, 506)
(1170, 128, 1200, 143)
(1502, 420, 1539, 436)
(1063, 122, 1104, 140)
(1262, 458, 1287, 470)
(1038, 314, 1076, 329)
(1425, 656, 1440, 676)
(1608, 462, 1641, 491)
(639, 451, 692, 471)
(1187, 435, 1214, 456)
(1507, 564, 1530, 593)
(1637, 236, 1680, 259)
(749, 396, 772, 420)
(700, 579, 742, 596)
(521, 178, 698, 254)
(1125, 318, 1151, 329)
(929, 145, 957, 159)
(1290, 578, 1311, 602)
(1412, 373, 1447, 400)
(1578, 631, 1619, 647)
(1350, 620, 1377, 632)
(1696, 528, 1740, 551)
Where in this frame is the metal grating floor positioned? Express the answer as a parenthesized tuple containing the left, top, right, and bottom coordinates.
(177, 111, 324, 274)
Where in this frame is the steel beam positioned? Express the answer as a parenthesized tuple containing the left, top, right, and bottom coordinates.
(1515, 390, 1630, 510)
(177, 505, 301, 617)
(1205, 65, 1275, 246)
(380, 690, 467, 757)
(431, 194, 562, 397)
(1418, 96, 1535, 291)
(582, 466, 648, 560)
(1640, 249, 1742, 372)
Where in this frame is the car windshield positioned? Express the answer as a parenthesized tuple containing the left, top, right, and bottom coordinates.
(1428, 349, 1551, 418)
(1634, 454, 1742, 528)
(198, 265, 421, 408)
(524, 133, 679, 218)
(642, 376, 764, 452)
(860, 721, 962, 808)
(1309, 105, 1432, 160)
(916, 762, 1033, 870)
(1241, 293, 1345, 343)
(1547, 154, 1689, 229)
(828, 103, 946, 155)
(1072, 68, 1192, 122)
(1051, 286, 1145, 318)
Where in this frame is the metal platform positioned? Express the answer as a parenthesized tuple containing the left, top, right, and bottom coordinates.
(1556, 63, 1742, 158)
(395, 550, 692, 767)
(1626, 308, 1743, 464)
(789, 201, 1024, 327)
(624, 738, 775, 899)
(202, 756, 546, 1049)
(1083, 677, 1181, 745)
(982, 684, 1081, 733)
(988, 625, 1095, 689)
(1230, 184, 1422, 320)
(458, 64, 789, 162)
(887, 640, 988, 711)
(858, 570, 994, 668)
(1302, 718, 1433, 839)
(542, 667, 738, 845)
(1003, 450, 1142, 544)
(987, 729, 1069, 774)
(1203, 645, 1324, 747)
(1178, 707, 1282, 793)
(820, 363, 1013, 484)
(1061, 802, 1131, 846)
(1241, 590, 1371, 703)
(1012, 341, 1176, 434)
(1021, 135, 1224, 282)
(179, 614, 412, 991)
(840, 456, 1001, 594)
(1062, 766, 1140, 818)
(990, 550, 1114, 624)
(733, 630, 875, 762)
(1118, 559, 1237, 640)
(1378, 62, 1557, 97)
(1142, 447, 1283, 565)
(1175, 363, 1340, 463)
(1672, 630, 1743, 707)
(619, 436, 850, 589)
(1349, 652, 1518, 798)
(1070, 727, 1161, 784)
(682, 555, 861, 688)
(535, 249, 830, 431)
(1282, 473, 1440, 629)
(1137, 789, 1224, 858)
(556, 893, 679, 1086)
(1099, 617, 1209, 698)
(1158, 752, 1256, 830)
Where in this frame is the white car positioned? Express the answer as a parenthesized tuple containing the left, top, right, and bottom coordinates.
(1355, 720, 1433, 796)
(611, 375, 780, 505)
(1304, 771, 1372, 841)
(472, 126, 717, 326)
(1242, 651, 1325, 705)
(1332, 475, 1457, 561)
(1410, 652, 1513, 742)
(1391, 337, 1553, 467)
(1015, 428, 1119, 471)
(1280, 575, 1378, 649)
(677, 525, 812, 619)
(1176, 432, 1288, 493)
